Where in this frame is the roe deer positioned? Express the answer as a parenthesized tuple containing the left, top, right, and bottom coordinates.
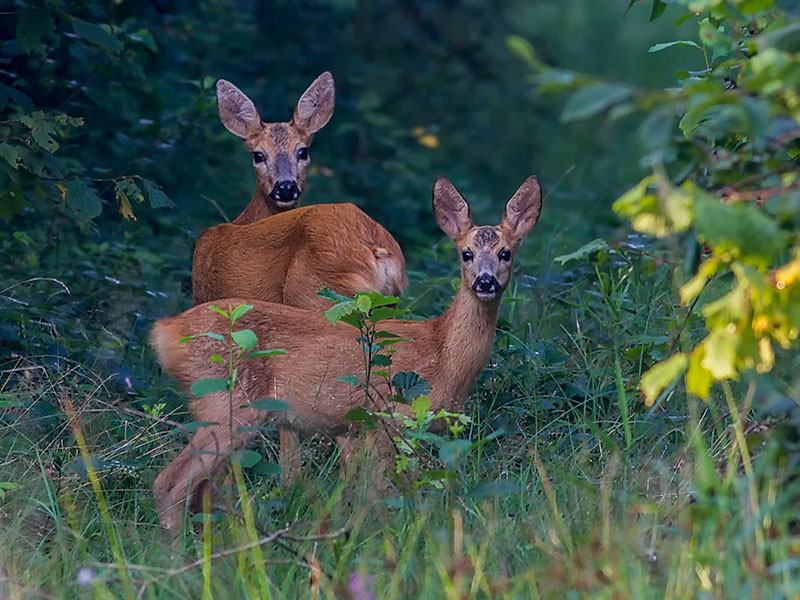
(151, 176, 542, 534)
(216, 72, 335, 224)
(192, 202, 407, 310)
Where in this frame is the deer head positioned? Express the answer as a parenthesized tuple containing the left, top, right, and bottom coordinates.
(216, 72, 335, 213)
(433, 176, 542, 302)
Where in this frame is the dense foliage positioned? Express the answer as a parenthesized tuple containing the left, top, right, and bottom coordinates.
(1, 0, 799, 598)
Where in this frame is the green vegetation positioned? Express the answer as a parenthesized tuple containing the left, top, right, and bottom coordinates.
(1, 0, 799, 597)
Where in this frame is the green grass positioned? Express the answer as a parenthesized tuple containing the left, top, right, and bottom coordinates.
(1, 224, 799, 599)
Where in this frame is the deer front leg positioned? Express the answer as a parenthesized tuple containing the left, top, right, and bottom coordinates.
(279, 427, 301, 484)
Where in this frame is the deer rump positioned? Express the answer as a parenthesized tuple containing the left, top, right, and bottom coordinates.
(191, 203, 407, 311)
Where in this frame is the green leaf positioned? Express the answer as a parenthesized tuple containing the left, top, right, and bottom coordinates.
(338, 375, 361, 386)
(324, 300, 356, 324)
(231, 329, 257, 351)
(245, 349, 288, 358)
(554, 239, 610, 264)
(16, 9, 55, 55)
(207, 305, 229, 318)
(392, 372, 431, 402)
(230, 450, 261, 468)
(357, 292, 400, 309)
(466, 481, 519, 499)
(0, 143, 21, 169)
(370, 354, 392, 367)
(190, 378, 229, 397)
(356, 294, 372, 313)
(247, 398, 290, 411)
(649, 0, 667, 21)
(317, 287, 352, 303)
(701, 329, 738, 379)
(251, 462, 282, 476)
(686, 345, 713, 399)
(648, 40, 701, 52)
(560, 83, 632, 123)
(439, 439, 471, 468)
(369, 306, 407, 322)
(65, 180, 102, 221)
(641, 353, 688, 406)
(72, 18, 123, 52)
(505, 35, 543, 69)
(230, 304, 253, 321)
(179, 331, 224, 343)
(142, 179, 175, 209)
(411, 394, 432, 423)
(344, 407, 377, 428)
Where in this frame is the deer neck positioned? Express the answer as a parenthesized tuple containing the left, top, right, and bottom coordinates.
(436, 281, 501, 410)
(232, 189, 279, 224)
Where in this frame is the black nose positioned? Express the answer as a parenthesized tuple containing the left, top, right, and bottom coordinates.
(472, 274, 500, 294)
(270, 180, 299, 203)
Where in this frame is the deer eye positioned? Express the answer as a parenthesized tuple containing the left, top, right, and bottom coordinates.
(499, 249, 511, 262)
(253, 151, 266, 164)
(296, 147, 309, 161)
(461, 250, 473, 262)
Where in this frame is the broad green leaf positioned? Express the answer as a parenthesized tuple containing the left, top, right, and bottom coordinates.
(246, 398, 290, 411)
(230, 304, 253, 321)
(686, 345, 713, 399)
(190, 378, 229, 397)
(648, 40, 701, 52)
(20, 113, 58, 152)
(143, 179, 175, 209)
(560, 83, 632, 122)
(356, 294, 372, 313)
(702, 329, 739, 379)
(649, 0, 667, 21)
(338, 375, 360, 386)
(245, 349, 288, 358)
(0, 143, 21, 169)
(231, 329, 257, 351)
(439, 439, 471, 467)
(554, 239, 610, 264)
(65, 180, 102, 221)
(693, 192, 785, 268)
(72, 18, 123, 52)
(344, 407, 377, 428)
(207, 305, 229, 318)
(16, 9, 55, 54)
(679, 257, 720, 305)
(411, 394, 432, 423)
(324, 300, 356, 324)
(392, 372, 431, 402)
(179, 331, 224, 343)
(230, 450, 261, 468)
(251, 462, 282, 476)
(317, 287, 352, 303)
(466, 481, 520, 499)
(369, 306, 407, 322)
(641, 353, 688, 406)
(371, 354, 392, 367)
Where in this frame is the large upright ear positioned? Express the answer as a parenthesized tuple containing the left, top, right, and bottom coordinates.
(501, 176, 542, 242)
(216, 79, 262, 139)
(433, 177, 473, 241)
(292, 71, 335, 134)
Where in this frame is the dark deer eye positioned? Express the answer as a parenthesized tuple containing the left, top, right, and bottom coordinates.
(461, 250, 473, 262)
(253, 151, 266, 164)
(296, 147, 309, 161)
(499, 249, 511, 262)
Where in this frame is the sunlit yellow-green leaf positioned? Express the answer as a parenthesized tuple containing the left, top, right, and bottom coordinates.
(686, 345, 714, 399)
(702, 328, 739, 379)
(641, 353, 687, 406)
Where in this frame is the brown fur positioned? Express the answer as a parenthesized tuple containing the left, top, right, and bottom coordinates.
(192, 203, 407, 310)
(152, 176, 542, 534)
(216, 73, 335, 224)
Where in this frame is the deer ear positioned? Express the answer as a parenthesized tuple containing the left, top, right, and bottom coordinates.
(501, 176, 542, 242)
(433, 177, 473, 241)
(216, 79, 262, 139)
(292, 72, 335, 134)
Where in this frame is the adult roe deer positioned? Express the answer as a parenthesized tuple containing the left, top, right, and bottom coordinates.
(151, 176, 542, 534)
(216, 73, 334, 224)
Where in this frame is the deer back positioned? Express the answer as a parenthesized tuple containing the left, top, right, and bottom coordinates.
(192, 204, 407, 311)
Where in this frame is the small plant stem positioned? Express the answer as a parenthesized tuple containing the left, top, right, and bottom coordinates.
(228, 305, 235, 446)
(723, 382, 765, 567)
(202, 488, 212, 600)
(233, 464, 273, 599)
(614, 354, 632, 451)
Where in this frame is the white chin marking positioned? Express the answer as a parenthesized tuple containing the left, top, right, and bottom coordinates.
(276, 199, 299, 208)
(476, 292, 497, 301)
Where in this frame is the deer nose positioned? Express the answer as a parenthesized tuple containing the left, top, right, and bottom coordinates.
(472, 274, 500, 295)
(270, 180, 300, 203)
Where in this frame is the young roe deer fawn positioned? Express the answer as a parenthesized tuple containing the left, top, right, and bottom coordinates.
(216, 72, 334, 224)
(194, 73, 407, 310)
(151, 175, 542, 534)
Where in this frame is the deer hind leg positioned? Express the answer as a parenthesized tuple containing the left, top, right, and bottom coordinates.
(153, 419, 253, 535)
